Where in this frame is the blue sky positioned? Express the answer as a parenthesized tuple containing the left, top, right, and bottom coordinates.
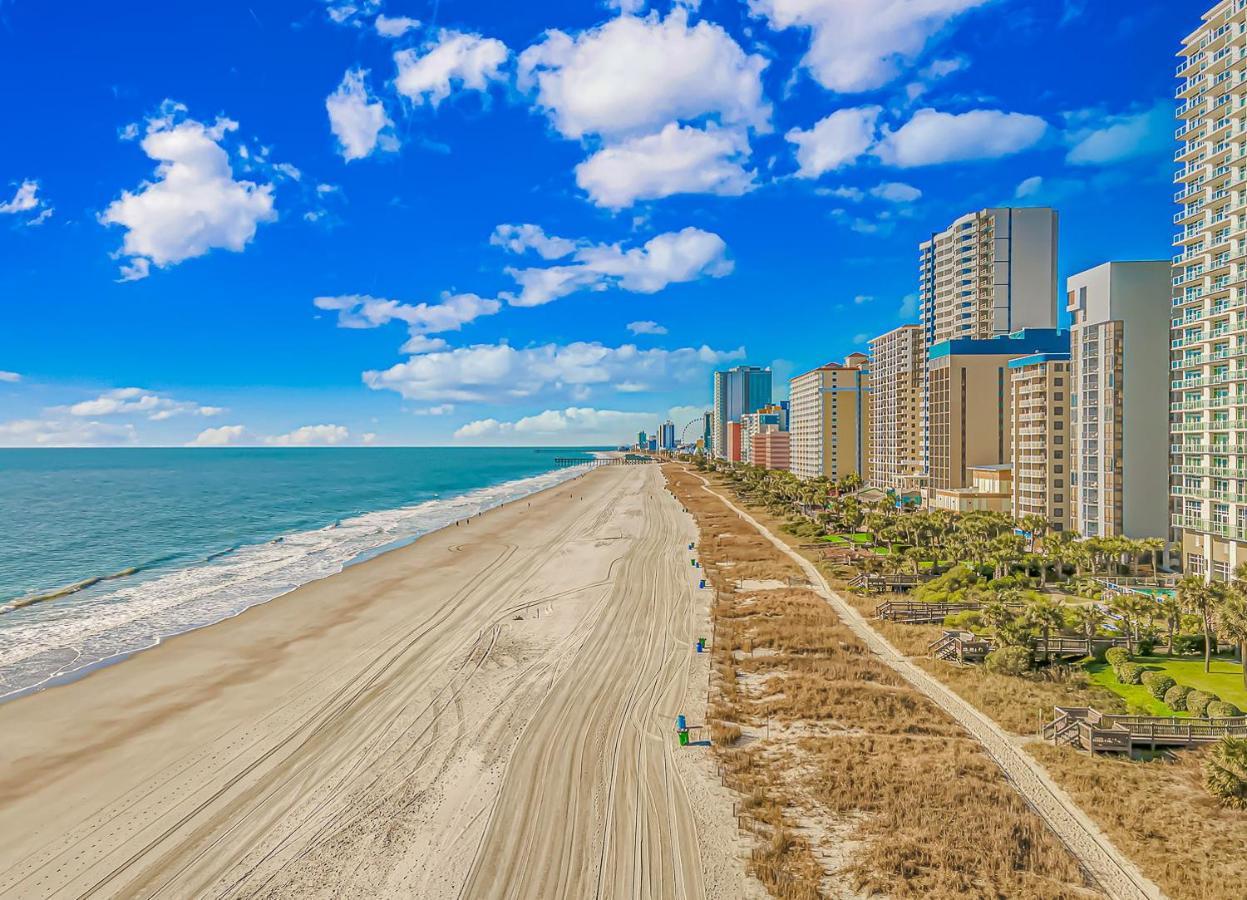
(0, 0, 1191, 446)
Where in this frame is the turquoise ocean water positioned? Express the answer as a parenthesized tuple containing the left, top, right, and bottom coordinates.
(0, 447, 597, 698)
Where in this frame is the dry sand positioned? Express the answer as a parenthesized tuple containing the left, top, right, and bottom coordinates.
(0, 463, 759, 899)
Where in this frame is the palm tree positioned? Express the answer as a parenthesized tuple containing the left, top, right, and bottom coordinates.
(1026, 594, 1066, 663)
(1179, 575, 1220, 674)
(1223, 564, 1247, 688)
(1140, 537, 1167, 579)
(1019, 514, 1048, 553)
(1071, 604, 1105, 648)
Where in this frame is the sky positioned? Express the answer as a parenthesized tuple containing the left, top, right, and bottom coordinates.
(0, 0, 1196, 447)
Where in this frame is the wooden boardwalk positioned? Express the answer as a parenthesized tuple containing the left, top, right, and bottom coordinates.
(1044, 706, 1247, 753)
(928, 631, 1130, 663)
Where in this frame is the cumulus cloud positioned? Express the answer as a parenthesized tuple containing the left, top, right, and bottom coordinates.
(518, 11, 769, 140)
(313, 292, 502, 350)
(364, 341, 745, 403)
(394, 30, 509, 107)
(455, 407, 656, 445)
(0, 371, 21, 383)
(265, 424, 351, 446)
(323, 0, 380, 27)
(870, 181, 922, 202)
(627, 320, 668, 335)
(327, 68, 398, 161)
(575, 122, 754, 209)
(497, 226, 733, 307)
(748, 0, 989, 93)
(1066, 101, 1171, 166)
(489, 223, 578, 260)
(99, 104, 276, 280)
(1015, 175, 1044, 198)
(873, 108, 1048, 167)
(187, 424, 247, 447)
(0, 179, 53, 224)
(0, 418, 138, 448)
(374, 14, 420, 37)
(58, 387, 223, 421)
(786, 107, 881, 178)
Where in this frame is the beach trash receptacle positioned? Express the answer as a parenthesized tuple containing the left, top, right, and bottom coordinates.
(699, 579, 706, 589)
(677, 714, 687, 730)
(678, 730, 690, 746)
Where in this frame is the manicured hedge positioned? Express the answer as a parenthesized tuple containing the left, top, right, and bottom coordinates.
(1105, 647, 1130, 668)
(1115, 663, 1144, 685)
(1164, 684, 1194, 712)
(1207, 701, 1243, 719)
(1187, 690, 1220, 718)
(1145, 674, 1176, 701)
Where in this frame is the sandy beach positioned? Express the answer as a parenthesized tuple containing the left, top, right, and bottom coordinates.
(0, 463, 758, 899)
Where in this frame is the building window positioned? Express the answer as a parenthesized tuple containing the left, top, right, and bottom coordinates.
(1189, 554, 1208, 577)
(1214, 560, 1232, 582)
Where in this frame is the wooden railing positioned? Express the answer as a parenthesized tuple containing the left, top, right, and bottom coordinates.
(875, 600, 984, 623)
(1044, 706, 1247, 752)
(929, 630, 992, 662)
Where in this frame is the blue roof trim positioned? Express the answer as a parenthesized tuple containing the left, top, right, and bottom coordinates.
(928, 328, 1068, 360)
(1008, 352, 1071, 369)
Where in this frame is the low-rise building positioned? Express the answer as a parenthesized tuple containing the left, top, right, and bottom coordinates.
(726, 421, 743, 463)
(931, 464, 1013, 514)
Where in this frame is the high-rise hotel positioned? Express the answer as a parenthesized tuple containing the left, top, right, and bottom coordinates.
(868, 325, 923, 494)
(711, 365, 772, 461)
(918, 208, 1060, 483)
(1172, 0, 1247, 579)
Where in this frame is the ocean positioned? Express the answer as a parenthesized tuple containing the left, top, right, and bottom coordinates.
(0, 447, 599, 699)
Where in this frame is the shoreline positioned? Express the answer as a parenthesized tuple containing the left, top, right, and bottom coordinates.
(0, 460, 599, 703)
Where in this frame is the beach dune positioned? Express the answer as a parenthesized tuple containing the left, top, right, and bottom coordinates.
(0, 463, 754, 899)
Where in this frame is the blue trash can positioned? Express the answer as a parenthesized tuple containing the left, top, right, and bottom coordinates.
(699, 579, 706, 589)
(676, 714, 687, 730)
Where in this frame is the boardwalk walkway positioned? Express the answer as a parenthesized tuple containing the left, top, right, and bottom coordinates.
(1045, 706, 1247, 753)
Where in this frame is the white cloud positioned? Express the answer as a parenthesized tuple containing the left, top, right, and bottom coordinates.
(394, 30, 509, 107)
(1015, 175, 1043, 198)
(100, 105, 276, 280)
(899, 293, 918, 318)
(852, 332, 869, 344)
(187, 424, 247, 447)
(327, 68, 398, 161)
(853, 294, 873, 305)
(455, 407, 657, 445)
(364, 341, 745, 403)
(313, 292, 501, 349)
(575, 122, 754, 209)
(489, 223, 578, 260)
(870, 181, 921, 202)
(518, 11, 770, 140)
(607, 0, 648, 12)
(323, 0, 380, 26)
(0, 371, 21, 383)
(374, 14, 420, 37)
(265, 424, 351, 446)
(874, 108, 1048, 167)
(0, 418, 138, 448)
(59, 387, 223, 421)
(0, 180, 40, 214)
(667, 405, 706, 428)
(498, 226, 733, 307)
(627, 320, 668, 335)
(748, 0, 989, 93)
(1066, 101, 1171, 166)
(786, 107, 880, 178)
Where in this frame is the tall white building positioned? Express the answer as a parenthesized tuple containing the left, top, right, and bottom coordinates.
(788, 355, 870, 481)
(918, 207, 1060, 480)
(1067, 262, 1171, 540)
(1172, 0, 1247, 580)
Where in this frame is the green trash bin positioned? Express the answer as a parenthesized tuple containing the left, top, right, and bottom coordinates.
(678, 729, 690, 746)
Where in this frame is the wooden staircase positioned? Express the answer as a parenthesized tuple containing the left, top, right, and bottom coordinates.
(1043, 706, 1247, 753)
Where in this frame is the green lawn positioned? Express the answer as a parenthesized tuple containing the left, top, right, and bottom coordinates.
(846, 532, 873, 544)
(1083, 654, 1247, 716)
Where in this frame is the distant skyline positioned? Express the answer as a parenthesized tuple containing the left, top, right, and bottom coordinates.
(0, 0, 1187, 446)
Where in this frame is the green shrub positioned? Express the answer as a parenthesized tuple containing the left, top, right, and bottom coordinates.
(1164, 684, 1194, 711)
(1137, 638, 1156, 656)
(943, 610, 985, 630)
(1187, 690, 1220, 718)
(984, 645, 1033, 677)
(1204, 737, 1247, 809)
(1140, 670, 1159, 687)
(1105, 647, 1130, 668)
(1146, 674, 1176, 701)
(1115, 663, 1144, 685)
(1207, 701, 1243, 718)
(1171, 634, 1207, 655)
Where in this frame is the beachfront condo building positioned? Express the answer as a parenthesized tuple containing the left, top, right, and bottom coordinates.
(753, 428, 791, 471)
(926, 329, 1068, 493)
(659, 421, 676, 451)
(1172, 0, 1247, 579)
(740, 405, 788, 465)
(788, 354, 871, 481)
(1067, 262, 1171, 540)
(1008, 352, 1072, 532)
(712, 365, 772, 460)
(867, 325, 924, 494)
(919, 207, 1060, 481)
